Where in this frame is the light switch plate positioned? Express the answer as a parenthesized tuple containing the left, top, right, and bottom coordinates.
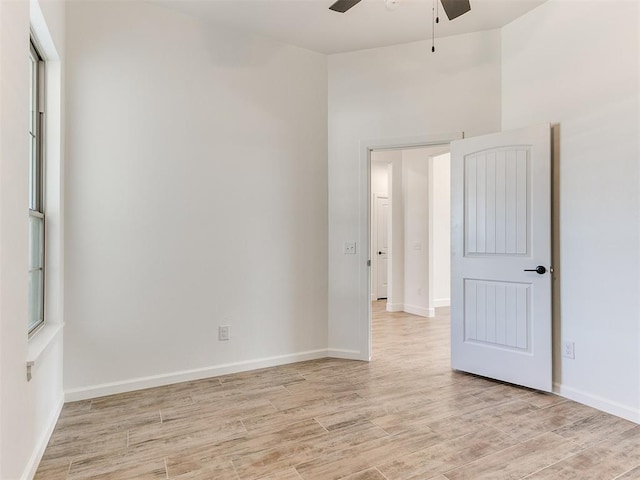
(344, 242, 356, 254)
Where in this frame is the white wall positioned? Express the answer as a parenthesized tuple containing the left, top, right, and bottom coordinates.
(64, 1, 328, 398)
(502, 0, 640, 422)
(0, 5, 30, 476)
(431, 153, 450, 307)
(402, 149, 430, 316)
(328, 30, 502, 357)
(0, 1, 66, 478)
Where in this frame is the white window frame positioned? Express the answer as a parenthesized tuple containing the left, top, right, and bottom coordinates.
(28, 37, 46, 336)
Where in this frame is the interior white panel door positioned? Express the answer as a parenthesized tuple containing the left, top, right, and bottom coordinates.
(451, 123, 552, 392)
(376, 196, 389, 299)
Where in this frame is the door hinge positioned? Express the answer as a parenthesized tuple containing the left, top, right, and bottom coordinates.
(367, 260, 371, 267)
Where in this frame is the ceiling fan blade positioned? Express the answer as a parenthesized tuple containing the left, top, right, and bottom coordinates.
(440, 0, 471, 20)
(329, 0, 363, 13)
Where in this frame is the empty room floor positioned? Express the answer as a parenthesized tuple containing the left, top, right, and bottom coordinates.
(35, 302, 640, 479)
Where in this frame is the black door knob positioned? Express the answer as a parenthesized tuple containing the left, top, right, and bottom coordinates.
(524, 266, 547, 274)
(378, 251, 384, 255)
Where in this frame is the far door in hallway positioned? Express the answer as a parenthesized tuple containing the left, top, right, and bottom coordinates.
(375, 195, 389, 299)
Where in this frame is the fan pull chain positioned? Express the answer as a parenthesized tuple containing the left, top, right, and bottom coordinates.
(436, 0, 439, 23)
(431, 0, 436, 52)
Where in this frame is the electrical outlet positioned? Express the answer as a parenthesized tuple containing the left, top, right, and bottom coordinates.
(218, 325, 230, 341)
(562, 340, 575, 359)
(344, 242, 356, 254)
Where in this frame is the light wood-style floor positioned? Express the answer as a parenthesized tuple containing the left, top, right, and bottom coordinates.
(36, 302, 640, 479)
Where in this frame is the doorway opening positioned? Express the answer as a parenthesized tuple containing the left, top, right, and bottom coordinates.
(362, 125, 554, 392)
(369, 143, 452, 358)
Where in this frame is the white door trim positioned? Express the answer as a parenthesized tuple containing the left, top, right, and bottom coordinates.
(359, 132, 464, 361)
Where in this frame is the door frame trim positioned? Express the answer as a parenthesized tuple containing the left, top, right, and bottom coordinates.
(359, 132, 464, 360)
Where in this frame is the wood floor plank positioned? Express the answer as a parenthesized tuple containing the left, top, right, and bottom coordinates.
(442, 432, 583, 480)
(491, 400, 600, 442)
(295, 428, 443, 480)
(371, 392, 490, 435)
(242, 393, 368, 435)
(166, 453, 238, 479)
(66, 447, 168, 480)
(377, 427, 517, 480)
(164, 418, 328, 476)
(232, 422, 390, 480)
(256, 467, 303, 479)
(338, 468, 387, 480)
(33, 461, 71, 480)
(615, 466, 640, 479)
(128, 416, 248, 455)
(523, 426, 640, 480)
(552, 411, 639, 448)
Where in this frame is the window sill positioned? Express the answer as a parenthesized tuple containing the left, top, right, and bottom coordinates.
(27, 322, 64, 381)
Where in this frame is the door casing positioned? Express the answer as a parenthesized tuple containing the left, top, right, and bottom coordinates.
(360, 132, 464, 360)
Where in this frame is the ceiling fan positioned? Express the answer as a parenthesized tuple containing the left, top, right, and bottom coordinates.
(329, 0, 471, 21)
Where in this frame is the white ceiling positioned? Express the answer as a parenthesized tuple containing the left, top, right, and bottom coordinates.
(154, 0, 547, 54)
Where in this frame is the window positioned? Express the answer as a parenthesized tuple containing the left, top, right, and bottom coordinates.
(28, 39, 45, 335)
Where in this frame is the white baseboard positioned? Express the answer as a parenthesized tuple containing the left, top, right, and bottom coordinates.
(553, 382, 640, 424)
(65, 349, 328, 402)
(404, 304, 434, 318)
(387, 303, 437, 317)
(386, 303, 403, 312)
(434, 298, 450, 308)
(22, 394, 64, 480)
(327, 348, 365, 361)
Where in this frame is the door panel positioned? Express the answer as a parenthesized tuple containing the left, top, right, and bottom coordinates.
(451, 124, 551, 392)
(464, 280, 530, 351)
(465, 149, 529, 255)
